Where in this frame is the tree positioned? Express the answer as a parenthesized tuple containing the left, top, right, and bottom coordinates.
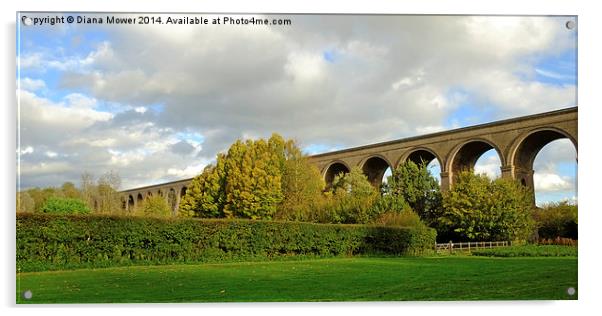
(179, 156, 227, 218)
(96, 170, 123, 214)
(138, 195, 171, 218)
(327, 167, 380, 224)
(385, 161, 442, 224)
(79, 171, 123, 214)
(439, 171, 534, 242)
(275, 149, 325, 221)
(80, 172, 96, 210)
(61, 182, 82, 199)
(180, 134, 287, 220)
(39, 196, 90, 215)
(25, 187, 62, 212)
(532, 201, 578, 239)
(16, 191, 35, 213)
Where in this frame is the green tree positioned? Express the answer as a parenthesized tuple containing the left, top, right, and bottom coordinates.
(179, 155, 227, 218)
(180, 134, 290, 220)
(138, 195, 171, 218)
(276, 151, 325, 221)
(532, 201, 578, 239)
(223, 138, 284, 219)
(385, 161, 442, 224)
(439, 171, 534, 242)
(25, 187, 62, 212)
(39, 196, 90, 215)
(327, 167, 380, 224)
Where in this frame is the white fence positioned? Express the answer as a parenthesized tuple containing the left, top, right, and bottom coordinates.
(435, 241, 510, 254)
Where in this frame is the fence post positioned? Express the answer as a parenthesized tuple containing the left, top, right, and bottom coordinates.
(449, 241, 453, 254)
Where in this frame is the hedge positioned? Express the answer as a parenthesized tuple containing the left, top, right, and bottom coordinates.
(16, 213, 436, 272)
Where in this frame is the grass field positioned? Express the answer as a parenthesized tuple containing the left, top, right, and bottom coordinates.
(16, 256, 577, 303)
(472, 245, 577, 257)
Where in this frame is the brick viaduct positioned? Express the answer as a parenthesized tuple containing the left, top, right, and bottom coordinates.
(120, 107, 577, 215)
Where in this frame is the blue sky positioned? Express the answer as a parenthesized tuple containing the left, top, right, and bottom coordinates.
(17, 14, 577, 205)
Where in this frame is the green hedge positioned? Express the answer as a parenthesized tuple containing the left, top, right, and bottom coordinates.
(16, 213, 436, 272)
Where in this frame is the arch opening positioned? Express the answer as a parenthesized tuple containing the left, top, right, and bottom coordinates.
(362, 156, 391, 188)
(451, 140, 502, 179)
(324, 162, 350, 189)
(474, 149, 502, 179)
(136, 193, 143, 205)
(180, 186, 188, 198)
(168, 188, 177, 213)
(127, 195, 135, 211)
(404, 149, 442, 184)
(514, 130, 574, 171)
(515, 130, 577, 206)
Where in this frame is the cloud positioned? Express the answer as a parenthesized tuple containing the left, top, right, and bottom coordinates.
(19, 77, 46, 91)
(474, 152, 502, 179)
(169, 140, 196, 156)
(534, 172, 574, 192)
(18, 14, 577, 192)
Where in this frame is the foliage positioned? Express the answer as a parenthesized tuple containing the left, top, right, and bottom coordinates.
(538, 237, 577, 246)
(275, 142, 325, 221)
(23, 187, 63, 213)
(61, 182, 82, 199)
(372, 210, 426, 229)
(19, 171, 124, 215)
(384, 161, 442, 224)
(181, 134, 325, 221)
(532, 201, 578, 240)
(471, 245, 577, 257)
(323, 167, 380, 224)
(79, 171, 123, 214)
(39, 197, 90, 215)
(439, 171, 535, 242)
(137, 195, 172, 218)
(223, 138, 283, 219)
(16, 213, 436, 272)
(17, 191, 35, 213)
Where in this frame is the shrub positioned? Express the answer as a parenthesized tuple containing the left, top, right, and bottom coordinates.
(16, 213, 437, 272)
(39, 197, 90, 215)
(538, 237, 577, 246)
(532, 201, 578, 240)
(384, 161, 442, 224)
(326, 167, 380, 224)
(137, 195, 172, 218)
(439, 171, 535, 242)
(372, 210, 426, 229)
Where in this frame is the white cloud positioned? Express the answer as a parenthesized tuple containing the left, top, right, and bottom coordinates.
(474, 153, 502, 179)
(534, 172, 574, 192)
(19, 77, 46, 91)
(18, 15, 577, 191)
(18, 146, 34, 155)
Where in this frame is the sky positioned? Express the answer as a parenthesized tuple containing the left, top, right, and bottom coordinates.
(16, 13, 577, 205)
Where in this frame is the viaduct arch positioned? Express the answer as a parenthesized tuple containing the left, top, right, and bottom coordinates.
(310, 107, 577, 202)
(119, 107, 577, 210)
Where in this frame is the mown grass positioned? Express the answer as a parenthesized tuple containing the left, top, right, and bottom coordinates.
(16, 256, 577, 303)
(472, 245, 577, 257)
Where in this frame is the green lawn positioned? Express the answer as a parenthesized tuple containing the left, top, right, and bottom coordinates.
(16, 256, 577, 303)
